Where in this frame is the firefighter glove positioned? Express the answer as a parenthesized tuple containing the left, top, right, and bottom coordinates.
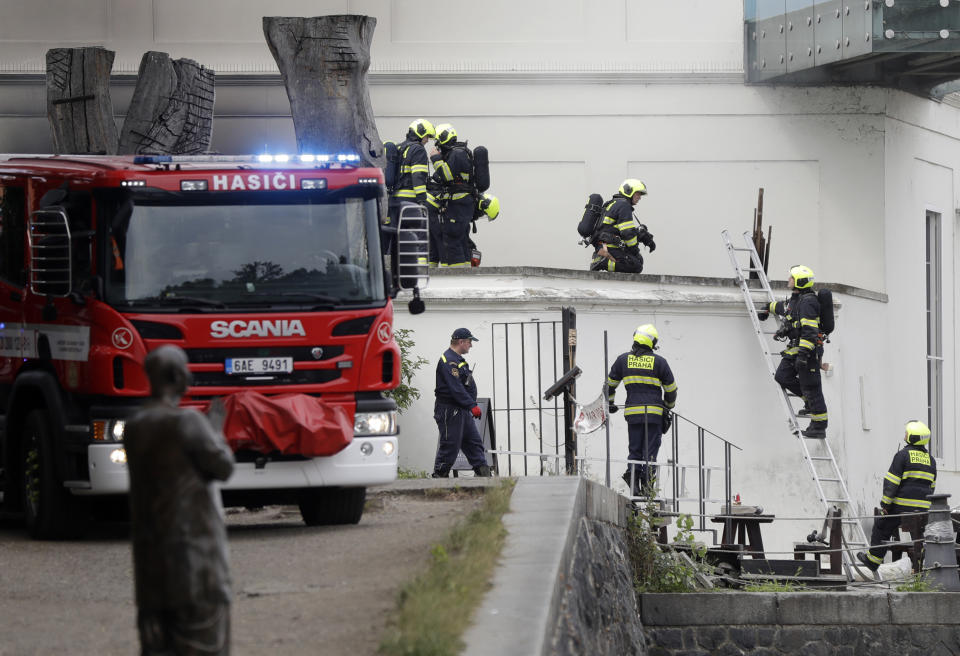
(470, 406, 482, 419)
(608, 403, 619, 414)
(646, 238, 656, 252)
(661, 409, 673, 434)
(756, 303, 769, 321)
(880, 503, 891, 515)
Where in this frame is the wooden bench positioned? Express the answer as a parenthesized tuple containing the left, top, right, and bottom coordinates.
(711, 508, 774, 559)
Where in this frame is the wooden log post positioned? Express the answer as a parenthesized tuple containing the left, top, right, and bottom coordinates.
(263, 15, 384, 167)
(46, 47, 119, 154)
(118, 52, 216, 155)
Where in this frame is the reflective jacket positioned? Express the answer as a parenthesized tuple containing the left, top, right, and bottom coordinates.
(435, 347, 478, 408)
(606, 345, 677, 423)
(881, 444, 937, 510)
(596, 195, 641, 253)
(395, 139, 429, 204)
(431, 144, 475, 221)
(769, 289, 820, 356)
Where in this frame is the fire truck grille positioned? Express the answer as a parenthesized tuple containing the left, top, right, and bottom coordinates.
(184, 345, 345, 363)
(190, 369, 341, 387)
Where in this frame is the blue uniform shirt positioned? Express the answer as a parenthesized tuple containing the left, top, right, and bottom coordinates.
(435, 347, 477, 408)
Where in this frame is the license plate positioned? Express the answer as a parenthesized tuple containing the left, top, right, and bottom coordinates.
(225, 357, 293, 375)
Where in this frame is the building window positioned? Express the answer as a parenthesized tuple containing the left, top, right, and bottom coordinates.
(926, 210, 942, 458)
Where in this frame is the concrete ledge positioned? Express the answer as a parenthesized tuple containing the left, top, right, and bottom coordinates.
(428, 266, 888, 303)
(642, 591, 960, 627)
(776, 593, 890, 625)
(462, 476, 629, 656)
(888, 592, 960, 624)
(642, 593, 778, 625)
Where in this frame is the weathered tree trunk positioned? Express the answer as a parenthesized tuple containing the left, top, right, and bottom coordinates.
(263, 15, 384, 167)
(46, 47, 118, 154)
(118, 52, 216, 155)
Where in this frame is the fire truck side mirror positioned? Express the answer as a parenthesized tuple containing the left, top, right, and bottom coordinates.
(395, 203, 429, 293)
(28, 209, 73, 298)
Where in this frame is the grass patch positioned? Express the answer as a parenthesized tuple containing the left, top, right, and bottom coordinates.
(398, 467, 430, 479)
(743, 579, 808, 592)
(378, 478, 516, 656)
(895, 572, 939, 592)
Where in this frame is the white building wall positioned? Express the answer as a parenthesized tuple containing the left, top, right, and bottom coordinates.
(1, 1, 959, 551)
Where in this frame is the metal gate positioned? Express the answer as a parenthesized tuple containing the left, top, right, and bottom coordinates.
(489, 308, 576, 476)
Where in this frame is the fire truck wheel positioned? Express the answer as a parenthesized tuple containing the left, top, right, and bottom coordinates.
(297, 487, 366, 526)
(21, 409, 86, 540)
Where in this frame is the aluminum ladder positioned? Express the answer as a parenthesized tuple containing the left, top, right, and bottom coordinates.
(721, 229, 869, 578)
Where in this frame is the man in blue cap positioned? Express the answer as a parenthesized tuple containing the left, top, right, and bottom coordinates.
(432, 327, 492, 477)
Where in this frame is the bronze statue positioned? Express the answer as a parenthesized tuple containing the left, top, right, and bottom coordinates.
(126, 345, 235, 655)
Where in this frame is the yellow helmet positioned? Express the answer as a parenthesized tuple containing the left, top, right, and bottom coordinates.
(408, 119, 435, 140)
(632, 323, 659, 349)
(905, 420, 931, 446)
(789, 264, 815, 289)
(479, 193, 500, 220)
(435, 123, 457, 146)
(619, 179, 647, 198)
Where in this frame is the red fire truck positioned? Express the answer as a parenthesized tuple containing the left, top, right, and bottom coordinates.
(0, 153, 428, 538)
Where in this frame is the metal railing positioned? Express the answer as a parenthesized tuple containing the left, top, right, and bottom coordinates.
(573, 410, 741, 540)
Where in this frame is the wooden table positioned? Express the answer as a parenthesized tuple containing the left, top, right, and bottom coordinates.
(711, 512, 775, 559)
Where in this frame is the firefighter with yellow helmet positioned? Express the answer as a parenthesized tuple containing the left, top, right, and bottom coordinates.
(767, 264, 828, 438)
(605, 323, 677, 496)
(591, 179, 656, 273)
(856, 420, 937, 572)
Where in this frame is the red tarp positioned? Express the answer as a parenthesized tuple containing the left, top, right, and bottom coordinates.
(219, 391, 352, 457)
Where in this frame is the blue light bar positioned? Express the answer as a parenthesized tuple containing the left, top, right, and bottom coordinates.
(131, 153, 363, 166)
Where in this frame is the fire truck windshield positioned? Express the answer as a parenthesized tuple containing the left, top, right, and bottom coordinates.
(102, 189, 386, 310)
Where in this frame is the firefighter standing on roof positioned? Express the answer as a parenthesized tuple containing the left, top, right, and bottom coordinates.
(430, 124, 475, 267)
(606, 324, 677, 496)
(856, 420, 937, 572)
(591, 179, 656, 273)
(432, 328, 492, 478)
(767, 265, 828, 438)
(390, 119, 435, 223)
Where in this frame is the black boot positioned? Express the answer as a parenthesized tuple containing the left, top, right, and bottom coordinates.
(431, 469, 449, 479)
(621, 470, 643, 497)
(796, 406, 811, 417)
(856, 551, 879, 572)
(801, 421, 827, 439)
(473, 464, 492, 477)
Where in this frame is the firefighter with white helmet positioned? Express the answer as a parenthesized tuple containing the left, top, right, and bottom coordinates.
(605, 323, 677, 496)
(857, 420, 937, 572)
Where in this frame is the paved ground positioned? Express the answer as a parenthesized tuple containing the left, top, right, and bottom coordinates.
(0, 480, 495, 656)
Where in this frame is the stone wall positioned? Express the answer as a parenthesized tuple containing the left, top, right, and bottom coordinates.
(641, 592, 960, 656)
(550, 517, 647, 656)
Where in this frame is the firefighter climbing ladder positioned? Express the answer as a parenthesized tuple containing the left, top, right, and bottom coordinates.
(721, 229, 869, 578)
